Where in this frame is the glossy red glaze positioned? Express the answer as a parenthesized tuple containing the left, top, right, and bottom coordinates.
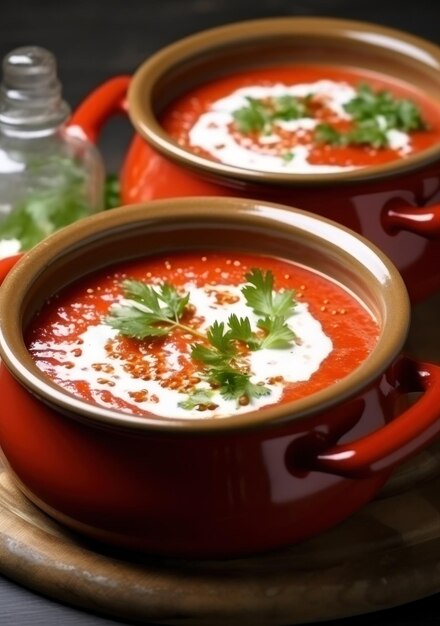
(119, 135, 440, 302)
(0, 360, 419, 556)
(0, 200, 439, 557)
(0, 345, 439, 556)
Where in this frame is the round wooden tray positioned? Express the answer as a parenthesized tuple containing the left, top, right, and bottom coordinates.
(1, 440, 440, 625)
(0, 294, 439, 625)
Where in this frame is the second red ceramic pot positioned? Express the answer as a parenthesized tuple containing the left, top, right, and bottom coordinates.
(70, 18, 440, 301)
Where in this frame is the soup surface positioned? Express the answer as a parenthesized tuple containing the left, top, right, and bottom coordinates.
(26, 252, 379, 419)
(161, 65, 439, 174)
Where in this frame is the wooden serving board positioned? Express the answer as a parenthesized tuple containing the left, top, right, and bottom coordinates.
(1, 439, 440, 625)
(0, 293, 438, 625)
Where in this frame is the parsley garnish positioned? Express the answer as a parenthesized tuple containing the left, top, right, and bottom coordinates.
(233, 97, 273, 134)
(315, 120, 389, 149)
(107, 268, 297, 408)
(315, 84, 427, 149)
(232, 95, 312, 134)
(242, 268, 296, 319)
(344, 84, 426, 132)
(106, 279, 196, 340)
(230, 83, 427, 150)
(177, 389, 216, 411)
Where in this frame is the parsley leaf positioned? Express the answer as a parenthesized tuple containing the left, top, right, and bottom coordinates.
(207, 368, 270, 402)
(108, 267, 297, 410)
(272, 95, 311, 121)
(177, 389, 216, 410)
(315, 123, 347, 146)
(257, 316, 296, 349)
(232, 97, 272, 134)
(191, 321, 235, 367)
(242, 269, 296, 319)
(344, 83, 426, 132)
(347, 118, 389, 149)
(227, 314, 262, 350)
(316, 84, 427, 150)
(106, 279, 192, 340)
(104, 173, 121, 210)
(232, 94, 311, 134)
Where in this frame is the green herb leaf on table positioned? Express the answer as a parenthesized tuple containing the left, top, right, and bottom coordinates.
(0, 156, 91, 251)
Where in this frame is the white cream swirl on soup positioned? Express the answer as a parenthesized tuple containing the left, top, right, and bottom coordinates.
(187, 80, 412, 173)
(31, 283, 333, 419)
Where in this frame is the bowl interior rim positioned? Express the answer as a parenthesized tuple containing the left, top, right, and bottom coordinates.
(0, 197, 410, 434)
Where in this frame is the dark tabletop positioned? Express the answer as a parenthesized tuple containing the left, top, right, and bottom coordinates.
(1, 0, 440, 624)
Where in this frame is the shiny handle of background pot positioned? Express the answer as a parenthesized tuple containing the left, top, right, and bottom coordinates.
(0, 254, 22, 286)
(312, 356, 440, 478)
(383, 201, 440, 238)
(68, 76, 131, 143)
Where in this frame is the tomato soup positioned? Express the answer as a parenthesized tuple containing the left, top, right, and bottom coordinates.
(161, 65, 439, 173)
(26, 252, 379, 419)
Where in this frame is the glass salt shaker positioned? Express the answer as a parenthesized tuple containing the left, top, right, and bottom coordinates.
(0, 46, 104, 258)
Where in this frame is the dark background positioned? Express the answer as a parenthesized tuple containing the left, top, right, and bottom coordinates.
(2, 0, 439, 173)
(1, 0, 440, 624)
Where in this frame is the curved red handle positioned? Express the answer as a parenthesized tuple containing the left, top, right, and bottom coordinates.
(68, 76, 131, 143)
(0, 254, 23, 286)
(312, 356, 440, 478)
(383, 201, 440, 238)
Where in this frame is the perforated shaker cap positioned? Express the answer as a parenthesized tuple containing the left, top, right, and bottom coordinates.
(0, 46, 70, 129)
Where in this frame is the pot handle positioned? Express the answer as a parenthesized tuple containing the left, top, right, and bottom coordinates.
(68, 76, 131, 143)
(0, 253, 23, 286)
(311, 356, 440, 478)
(383, 201, 440, 238)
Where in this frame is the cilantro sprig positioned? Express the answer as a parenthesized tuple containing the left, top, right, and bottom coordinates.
(106, 268, 297, 409)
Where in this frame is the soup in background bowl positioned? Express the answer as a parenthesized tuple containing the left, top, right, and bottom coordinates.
(70, 17, 440, 302)
(0, 197, 440, 557)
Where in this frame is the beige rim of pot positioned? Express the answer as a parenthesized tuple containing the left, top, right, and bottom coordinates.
(0, 198, 410, 434)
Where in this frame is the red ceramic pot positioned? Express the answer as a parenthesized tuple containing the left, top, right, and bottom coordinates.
(0, 197, 439, 558)
(70, 18, 440, 302)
